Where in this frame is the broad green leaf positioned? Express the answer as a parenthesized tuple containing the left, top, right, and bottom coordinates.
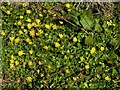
(80, 12, 94, 30)
(85, 36, 93, 45)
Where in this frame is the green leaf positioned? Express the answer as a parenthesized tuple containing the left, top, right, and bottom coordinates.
(85, 36, 93, 45)
(80, 12, 94, 30)
(94, 19, 102, 32)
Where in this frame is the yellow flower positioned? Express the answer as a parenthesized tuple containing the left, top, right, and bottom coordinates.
(73, 77, 78, 81)
(85, 65, 89, 69)
(26, 77, 32, 82)
(66, 3, 71, 8)
(28, 61, 32, 66)
(29, 30, 35, 37)
(11, 55, 15, 59)
(23, 29, 27, 33)
(38, 29, 44, 34)
(59, 21, 63, 24)
(45, 24, 51, 29)
(1, 31, 5, 36)
(80, 56, 84, 61)
(73, 37, 77, 42)
(65, 69, 70, 74)
(17, 21, 22, 26)
(39, 13, 43, 17)
(10, 64, 14, 69)
(100, 47, 104, 51)
(53, 14, 56, 17)
(90, 47, 95, 54)
(20, 16, 23, 19)
(6, 11, 11, 15)
(52, 24, 57, 30)
(38, 61, 42, 65)
(59, 33, 63, 39)
(84, 82, 88, 88)
(15, 37, 20, 43)
(48, 10, 53, 14)
(22, 3, 27, 7)
(15, 61, 19, 66)
(29, 41, 33, 45)
(36, 19, 40, 24)
(21, 26, 24, 29)
(112, 23, 115, 26)
(68, 9, 71, 12)
(48, 65, 51, 69)
(10, 59, 14, 64)
(19, 30, 23, 35)
(43, 46, 49, 50)
(40, 73, 44, 77)
(18, 50, 24, 56)
(26, 10, 31, 14)
(105, 76, 111, 81)
(1, 6, 6, 10)
(27, 23, 32, 29)
(9, 37, 15, 42)
(54, 42, 60, 48)
(26, 38, 31, 43)
(61, 45, 64, 49)
(29, 50, 33, 54)
(26, 18, 31, 22)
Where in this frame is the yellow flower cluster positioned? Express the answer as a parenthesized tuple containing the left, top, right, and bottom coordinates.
(73, 37, 77, 42)
(100, 47, 104, 51)
(43, 46, 49, 50)
(15, 37, 20, 43)
(105, 76, 111, 81)
(59, 33, 63, 39)
(28, 61, 33, 66)
(65, 69, 70, 74)
(107, 20, 115, 26)
(45, 24, 51, 29)
(80, 56, 84, 61)
(29, 49, 33, 54)
(26, 18, 31, 22)
(90, 47, 95, 54)
(1, 31, 5, 36)
(85, 65, 89, 69)
(26, 10, 31, 14)
(18, 50, 24, 56)
(26, 38, 33, 44)
(26, 77, 32, 82)
(29, 30, 35, 37)
(54, 42, 60, 48)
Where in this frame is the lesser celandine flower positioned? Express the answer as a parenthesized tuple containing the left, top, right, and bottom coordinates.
(1, 31, 5, 36)
(26, 10, 31, 14)
(28, 61, 33, 66)
(90, 47, 95, 54)
(54, 42, 60, 48)
(15, 61, 19, 66)
(26, 38, 31, 43)
(26, 18, 31, 22)
(27, 23, 32, 29)
(59, 33, 63, 39)
(26, 77, 32, 82)
(10, 59, 14, 64)
(38, 29, 44, 34)
(29, 30, 35, 37)
(43, 46, 49, 50)
(100, 47, 104, 51)
(15, 37, 20, 43)
(19, 30, 23, 35)
(65, 69, 70, 74)
(45, 24, 51, 29)
(17, 21, 22, 26)
(48, 65, 51, 69)
(61, 45, 64, 49)
(85, 65, 89, 69)
(39, 13, 43, 17)
(23, 29, 27, 33)
(73, 37, 77, 42)
(36, 19, 40, 24)
(10, 64, 14, 69)
(80, 56, 84, 61)
(59, 21, 63, 24)
(18, 50, 24, 56)
(22, 3, 27, 7)
(9, 37, 15, 42)
(29, 49, 33, 54)
(52, 24, 57, 30)
(6, 11, 11, 15)
(66, 3, 71, 8)
(20, 16, 23, 19)
(105, 76, 111, 81)
(40, 73, 44, 77)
